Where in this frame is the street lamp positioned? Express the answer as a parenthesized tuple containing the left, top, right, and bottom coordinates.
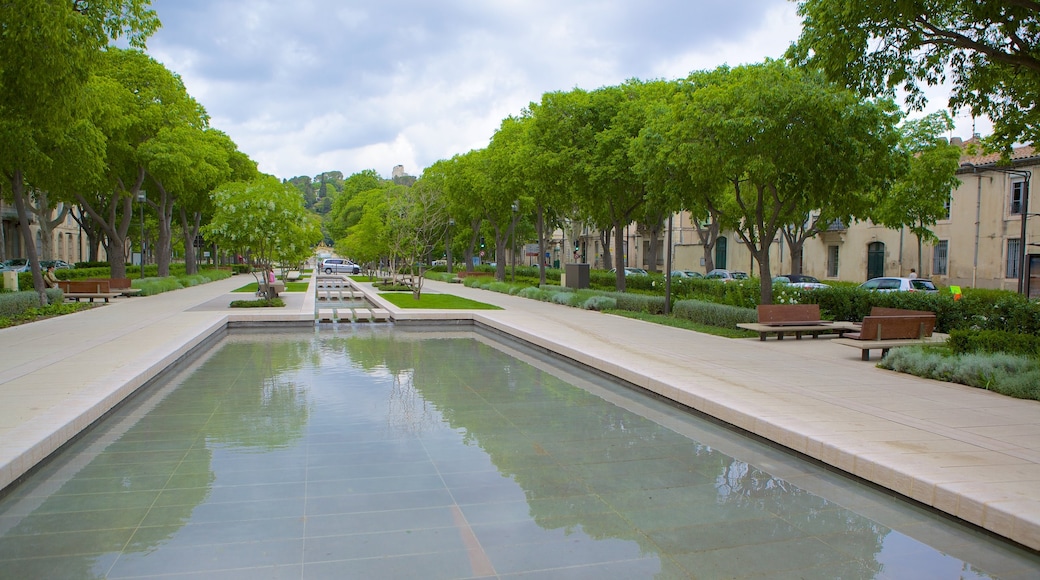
(446, 218, 455, 275)
(136, 190, 146, 279)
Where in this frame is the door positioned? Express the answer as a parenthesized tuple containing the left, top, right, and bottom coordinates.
(866, 242, 885, 280)
(715, 237, 727, 270)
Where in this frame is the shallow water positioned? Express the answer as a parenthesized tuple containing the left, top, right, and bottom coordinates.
(0, 327, 1037, 579)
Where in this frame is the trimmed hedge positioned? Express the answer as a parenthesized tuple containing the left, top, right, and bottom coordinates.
(0, 289, 64, 317)
(948, 329, 1040, 358)
(673, 299, 758, 328)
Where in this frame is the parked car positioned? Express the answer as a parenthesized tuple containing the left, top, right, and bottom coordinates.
(704, 269, 748, 282)
(320, 258, 360, 274)
(609, 267, 649, 276)
(774, 274, 829, 289)
(1, 259, 29, 272)
(859, 277, 938, 293)
(40, 260, 75, 270)
(670, 270, 703, 279)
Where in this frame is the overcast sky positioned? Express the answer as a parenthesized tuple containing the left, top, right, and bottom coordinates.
(146, 0, 983, 181)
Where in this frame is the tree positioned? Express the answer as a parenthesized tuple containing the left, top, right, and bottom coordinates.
(486, 117, 533, 281)
(90, 48, 208, 278)
(872, 112, 964, 272)
(203, 176, 322, 296)
(674, 61, 903, 304)
(385, 181, 447, 298)
(0, 0, 158, 303)
(335, 187, 391, 270)
(441, 150, 490, 273)
(788, 0, 1040, 152)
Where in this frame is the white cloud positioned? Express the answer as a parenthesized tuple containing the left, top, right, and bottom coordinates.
(147, 0, 984, 181)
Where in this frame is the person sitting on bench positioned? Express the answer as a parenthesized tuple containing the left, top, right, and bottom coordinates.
(43, 266, 59, 289)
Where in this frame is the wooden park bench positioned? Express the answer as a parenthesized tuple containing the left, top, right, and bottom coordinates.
(737, 304, 857, 341)
(83, 277, 141, 297)
(57, 280, 122, 303)
(833, 313, 942, 360)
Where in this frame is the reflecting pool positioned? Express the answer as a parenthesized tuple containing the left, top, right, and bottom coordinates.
(0, 328, 1037, 579)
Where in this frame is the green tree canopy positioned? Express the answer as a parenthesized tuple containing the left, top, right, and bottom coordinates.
(673, 60, 903, 304)
(788, 0, 1040, 152)
(203, 176, 322, 284)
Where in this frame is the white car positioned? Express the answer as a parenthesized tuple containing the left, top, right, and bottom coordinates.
(859, 277, 938, 293)
(609, 267, 649, 276)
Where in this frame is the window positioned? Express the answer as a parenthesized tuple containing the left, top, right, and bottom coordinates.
(942, 197, 951, 220)
(827, 245, 839, 277)
(1007, 238, 1022, 279)
(1011, 180, 1025, 215)
(932, 240, 948, 276)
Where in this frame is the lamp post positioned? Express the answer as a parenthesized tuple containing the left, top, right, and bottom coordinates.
(446, 218, 455, 275)
(136, 190, 146, 279)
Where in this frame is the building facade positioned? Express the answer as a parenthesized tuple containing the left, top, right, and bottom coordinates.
(569, 140, 1039, 296)
(1, 202, 106, 266)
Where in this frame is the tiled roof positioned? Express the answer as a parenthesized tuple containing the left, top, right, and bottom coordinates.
(957, 137, 1039, 168)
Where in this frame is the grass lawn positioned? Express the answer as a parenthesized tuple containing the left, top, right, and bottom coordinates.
(605, 309, 758, 339)
(233, 281, 309, 293)
(378, 292, 501, 309)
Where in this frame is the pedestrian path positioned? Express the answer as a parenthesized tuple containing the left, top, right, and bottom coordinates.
(0, 273, 1037, 553)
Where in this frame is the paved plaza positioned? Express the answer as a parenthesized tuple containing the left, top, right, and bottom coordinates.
(0, 273, 1037, 553)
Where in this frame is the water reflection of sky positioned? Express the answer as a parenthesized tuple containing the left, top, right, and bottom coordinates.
(0, 329, 1037, 578)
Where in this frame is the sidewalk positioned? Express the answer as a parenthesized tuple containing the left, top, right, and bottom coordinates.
(0, 274, 1038, 552)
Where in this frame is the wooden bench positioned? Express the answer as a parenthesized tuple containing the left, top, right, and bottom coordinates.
(57, 280, 121, 303)
(83, 277, 141, 296)
(737, 304, 856, 340)
(835, 314, 941, 360)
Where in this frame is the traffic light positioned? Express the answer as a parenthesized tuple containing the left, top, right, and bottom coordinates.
(480, 236, 485, 248)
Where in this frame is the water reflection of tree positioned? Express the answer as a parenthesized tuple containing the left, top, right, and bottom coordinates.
(204, 338, 311, 450)
(0, 335, 313, 578)
(340, 333, 889, 578)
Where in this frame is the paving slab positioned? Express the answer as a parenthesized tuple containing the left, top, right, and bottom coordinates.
(0, 274, 1038, 553)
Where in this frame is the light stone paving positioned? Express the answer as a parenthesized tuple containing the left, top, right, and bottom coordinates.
(0, 273, 1037, 553)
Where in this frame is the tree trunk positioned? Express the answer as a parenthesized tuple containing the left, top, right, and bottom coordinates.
(179, 207, 202, 275)
(599, 227, 612, 270)
(695, 217, 720, 274)
(612, 219, 627, 292)
(536, 205, 547, 286)
(75, 169, 143, 280)
(7, 169, 48, 306)
(152, 182, 174, 277)
(755, 247, 774, 305)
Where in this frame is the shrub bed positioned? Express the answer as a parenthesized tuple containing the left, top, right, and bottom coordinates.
(948, 329, 1040, 358)
(880, 348, 1040, 401)
(672, 299, 758, 328)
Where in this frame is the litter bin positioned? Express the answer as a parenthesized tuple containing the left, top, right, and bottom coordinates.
(565, 263, 590, 289)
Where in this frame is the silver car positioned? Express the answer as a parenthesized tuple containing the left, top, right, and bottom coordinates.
(321, 258, 360, 275)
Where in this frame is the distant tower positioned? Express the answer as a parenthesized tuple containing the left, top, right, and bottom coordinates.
(391, 165, 416, 186)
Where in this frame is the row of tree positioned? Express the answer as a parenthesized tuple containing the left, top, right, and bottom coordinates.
(326, 60, 962, 304)
(2, 2, 321, 303)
